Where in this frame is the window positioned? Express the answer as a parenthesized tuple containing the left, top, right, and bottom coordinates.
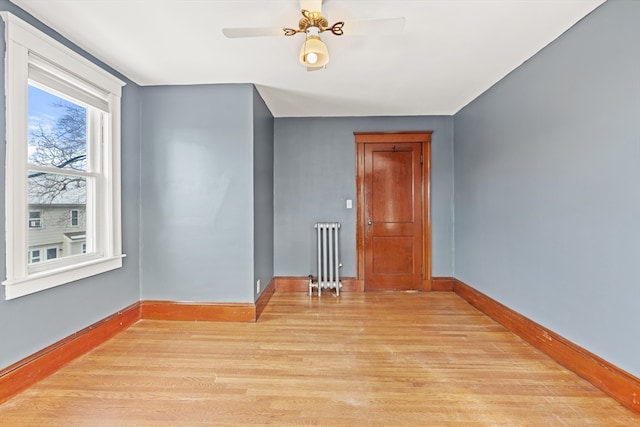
(28, 210, 42, 228)
(46, 247, 58, 260)
(28, 246, 61, 264)
(29, 249, 41, 264)
(2, 13, 126, 300)
(70, 209, 80, 227)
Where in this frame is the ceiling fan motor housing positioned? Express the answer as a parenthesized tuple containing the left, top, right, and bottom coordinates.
(299, 10, 328, 32)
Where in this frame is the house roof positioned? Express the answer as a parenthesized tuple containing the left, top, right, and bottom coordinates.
(28, 175, 86, 205)
(11, 0, 606, 117)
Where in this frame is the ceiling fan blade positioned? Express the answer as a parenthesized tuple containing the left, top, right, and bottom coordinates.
(300, 0, 322, 13)
(307, 65, 325, 72)
(222, 27, 285, 38)
(342, 17, 406, 36)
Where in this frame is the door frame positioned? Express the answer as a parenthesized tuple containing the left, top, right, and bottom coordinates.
(355, 131, 433, 291)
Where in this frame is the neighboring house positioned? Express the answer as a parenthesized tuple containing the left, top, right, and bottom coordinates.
(28, 175, 86, 264)
(27, 204, 86, 263)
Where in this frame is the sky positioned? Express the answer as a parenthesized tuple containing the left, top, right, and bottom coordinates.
(28, 84, 79, 128)
(27, 84, 87, 165)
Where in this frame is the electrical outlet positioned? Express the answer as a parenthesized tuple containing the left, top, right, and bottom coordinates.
(256, 279, 261, 293)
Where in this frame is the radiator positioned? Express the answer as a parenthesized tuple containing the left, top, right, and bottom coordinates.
(309, 222, 342, 296)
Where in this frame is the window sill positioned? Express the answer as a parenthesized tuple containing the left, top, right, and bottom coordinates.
(3, 254, 126, 300)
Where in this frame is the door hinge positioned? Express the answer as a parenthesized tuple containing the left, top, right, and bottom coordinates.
(421, 265, 424, 276)
(420, 154, 423, 164)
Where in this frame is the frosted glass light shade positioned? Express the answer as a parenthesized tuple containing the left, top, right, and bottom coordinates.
(299, 35, 329, 67)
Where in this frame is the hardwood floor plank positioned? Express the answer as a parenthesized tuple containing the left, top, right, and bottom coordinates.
(1, 292, 638, 426)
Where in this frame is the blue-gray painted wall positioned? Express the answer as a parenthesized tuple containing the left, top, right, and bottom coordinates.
(274, 116, 454, 278)
(453, 0, 640, 377)
(253, 87, 275, 299)
(139, 84, 257, 303)
(0, 1, 141, 369)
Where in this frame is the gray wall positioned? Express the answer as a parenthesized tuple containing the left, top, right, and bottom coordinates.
(0, 2, 141, 370)
(252, 87, 274, 300)
(453, 0, 640, 377)
(140, 84, 259, 303)
(274, 116, 454, 278)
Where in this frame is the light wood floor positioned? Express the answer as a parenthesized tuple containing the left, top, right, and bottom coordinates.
(1, 292, 638, 426)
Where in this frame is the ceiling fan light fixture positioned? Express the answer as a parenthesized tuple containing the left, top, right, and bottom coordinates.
(299, 27, 329, 68)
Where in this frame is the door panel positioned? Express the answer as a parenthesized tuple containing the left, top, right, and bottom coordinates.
(372, 236, 413, 273)
(364, 142, 423, 291)
(371, 150, 414, 223)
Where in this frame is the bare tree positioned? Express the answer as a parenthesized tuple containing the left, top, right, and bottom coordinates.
(28, 102, 87, 205)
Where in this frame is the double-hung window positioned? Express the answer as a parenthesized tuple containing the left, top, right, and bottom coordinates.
(2, 13, 126, 299)
(28, 210, 42, 228)
(70, 209, 80, 227)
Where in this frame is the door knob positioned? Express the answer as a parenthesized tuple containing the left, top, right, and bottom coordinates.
(367, 218, 373, 227)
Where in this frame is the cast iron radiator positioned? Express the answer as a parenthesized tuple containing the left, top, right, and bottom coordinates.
(309, 222, 342, 296)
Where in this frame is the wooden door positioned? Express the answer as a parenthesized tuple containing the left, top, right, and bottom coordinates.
(355, 132, 431, 291)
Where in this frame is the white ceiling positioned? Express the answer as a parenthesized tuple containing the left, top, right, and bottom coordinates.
(11, 0, 606, 117)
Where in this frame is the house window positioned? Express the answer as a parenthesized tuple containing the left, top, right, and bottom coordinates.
(46, 247, 58, 260)
(29, 249, 41, 264)
(70, 209, 80, 227)
(2, 13, 126, 300)
(28, 246, 60, 264)
(28, 210, 42, 228)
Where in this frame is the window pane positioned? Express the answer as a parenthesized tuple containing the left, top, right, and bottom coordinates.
(28, 172, 88, 262)
(46, 248, 57, 260)
(28, 85, 87, 171)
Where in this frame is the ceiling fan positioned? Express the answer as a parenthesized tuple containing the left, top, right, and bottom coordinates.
(222, 0, 405, 71)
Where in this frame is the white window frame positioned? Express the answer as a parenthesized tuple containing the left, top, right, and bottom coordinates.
(2, 13, 126, 300)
